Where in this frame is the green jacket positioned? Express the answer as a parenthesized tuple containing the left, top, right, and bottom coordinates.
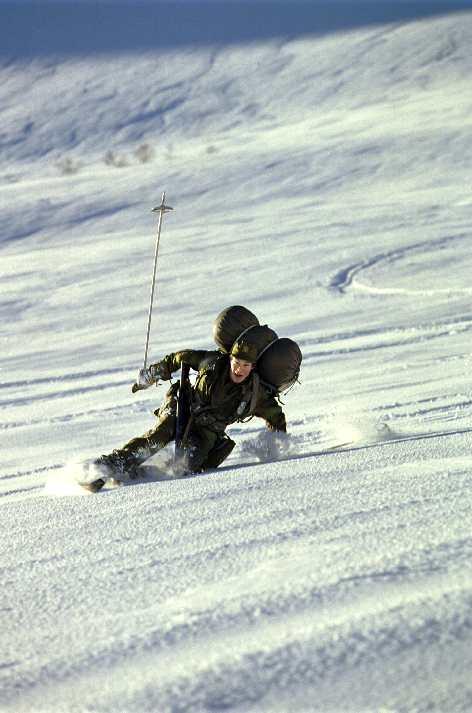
(151, 349, 286, 433)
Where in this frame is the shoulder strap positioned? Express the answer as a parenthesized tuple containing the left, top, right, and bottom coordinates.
(248, 371, 260, 415)
(236, 371, 260, 421)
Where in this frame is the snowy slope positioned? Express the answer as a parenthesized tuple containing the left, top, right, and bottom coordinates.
(1, 3, 472, 712)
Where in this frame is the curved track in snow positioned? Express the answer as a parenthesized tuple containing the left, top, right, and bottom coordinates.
(330, 233, 472, 296)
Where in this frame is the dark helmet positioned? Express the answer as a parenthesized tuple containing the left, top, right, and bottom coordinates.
(230, 339, 258, 364)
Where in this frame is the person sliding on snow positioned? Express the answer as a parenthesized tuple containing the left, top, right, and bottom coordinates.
(84, 337, 287, 492)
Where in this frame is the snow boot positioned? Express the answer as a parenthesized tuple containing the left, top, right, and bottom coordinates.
(81, 478, 106, 493)
(97, 450, 140, 477)
(85, 450, 140, 491)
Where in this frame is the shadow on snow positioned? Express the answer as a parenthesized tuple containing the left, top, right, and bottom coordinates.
(2, 1, 472, 58)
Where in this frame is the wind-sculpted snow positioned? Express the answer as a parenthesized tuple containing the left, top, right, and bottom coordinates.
(2, 7, 472, 713)
(2, 434, 472, 712)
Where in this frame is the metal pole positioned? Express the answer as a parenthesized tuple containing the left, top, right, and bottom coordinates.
(132, 192, 173, 393)
(175, 361, 191, 459)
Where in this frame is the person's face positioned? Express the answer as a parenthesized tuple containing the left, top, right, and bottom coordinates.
(229, 357, 254, 384)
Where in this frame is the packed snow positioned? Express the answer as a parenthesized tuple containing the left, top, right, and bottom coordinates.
(1, 2, 472, 711)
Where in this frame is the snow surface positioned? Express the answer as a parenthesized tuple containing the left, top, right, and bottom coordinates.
(2, 2, 472, 711)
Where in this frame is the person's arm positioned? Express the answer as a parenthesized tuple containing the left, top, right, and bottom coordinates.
(149, 349, 218, 381)
(253, 386, 287, 432)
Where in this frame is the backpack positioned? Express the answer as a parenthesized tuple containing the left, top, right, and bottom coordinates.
(212, 305, 302, 394)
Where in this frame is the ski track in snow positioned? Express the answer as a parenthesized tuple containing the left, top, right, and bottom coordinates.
(2, 6, 472, 712)
(329, 233, 472, 295)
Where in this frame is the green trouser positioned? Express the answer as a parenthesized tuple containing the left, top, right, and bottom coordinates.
(118, 382, 235, 474)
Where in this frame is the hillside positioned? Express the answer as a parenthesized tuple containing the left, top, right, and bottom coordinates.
(1, 4, 472, 712)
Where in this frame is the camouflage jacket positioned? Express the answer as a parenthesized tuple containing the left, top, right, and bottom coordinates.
(150, 349, 286, 433)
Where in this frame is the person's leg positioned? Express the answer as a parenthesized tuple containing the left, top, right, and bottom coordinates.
(92, 384, 179, 484)
(119, 413, 176, 466)
(182, 425, 219, 474)
(201, 434, 235, 470)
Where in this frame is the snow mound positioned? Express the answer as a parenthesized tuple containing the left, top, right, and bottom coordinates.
(239, 430, 295, 462)
(43, 459, 105, 496)
(325, 414, 399, 446)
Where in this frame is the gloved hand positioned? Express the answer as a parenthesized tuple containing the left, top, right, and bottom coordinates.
(266, 420, 287, 433)
(137, 367, 157, 389)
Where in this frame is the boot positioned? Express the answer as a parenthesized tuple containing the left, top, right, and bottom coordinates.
(82, 450, 139, 493)
(92, 450, 140, 483)
(81, 478, 106, 493)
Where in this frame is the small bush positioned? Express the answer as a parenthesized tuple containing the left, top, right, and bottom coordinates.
(134, 143, 155, 164)
(104, 150, 129, 168)
(57, 157, 82, 175)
